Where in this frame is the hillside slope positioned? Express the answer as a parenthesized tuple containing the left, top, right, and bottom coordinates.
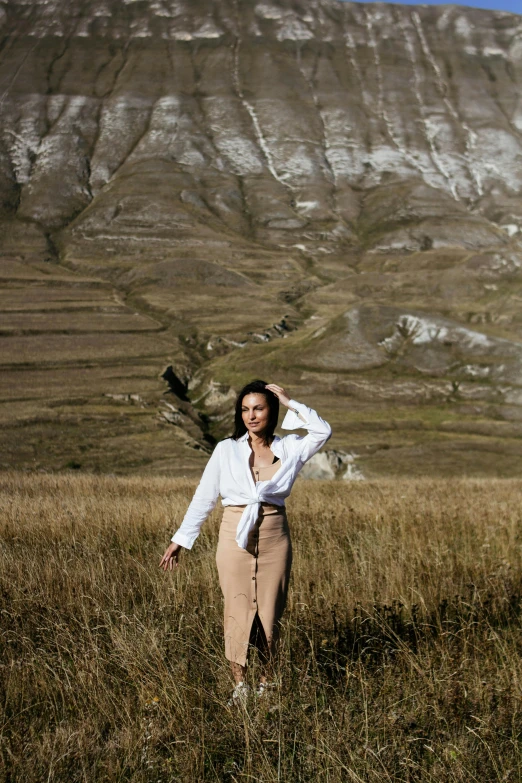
(1, 0, 522, 476)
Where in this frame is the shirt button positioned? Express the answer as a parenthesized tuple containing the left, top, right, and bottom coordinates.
(252, 576, 256, 580)
(253, 599, 256, 603)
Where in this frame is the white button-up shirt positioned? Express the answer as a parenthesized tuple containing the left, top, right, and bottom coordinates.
(171, 399, 332, 550)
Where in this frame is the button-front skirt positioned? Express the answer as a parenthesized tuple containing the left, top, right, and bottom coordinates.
(216, 504, 292, 667)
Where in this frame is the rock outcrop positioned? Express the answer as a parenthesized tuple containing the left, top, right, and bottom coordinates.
(300, 449, 365, 480)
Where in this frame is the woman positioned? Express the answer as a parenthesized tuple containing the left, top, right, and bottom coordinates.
(160, 381, 332, 704)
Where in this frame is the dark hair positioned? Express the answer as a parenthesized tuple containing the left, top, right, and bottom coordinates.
(231, 379, 279, 446)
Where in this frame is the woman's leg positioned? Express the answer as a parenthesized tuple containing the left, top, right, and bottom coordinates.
(230, 661, 246, 684)
(254, 510, 292, 690)
(249, 613, 273, 685)
(216, 511, 256, 678)
(230, 614, 268, 684)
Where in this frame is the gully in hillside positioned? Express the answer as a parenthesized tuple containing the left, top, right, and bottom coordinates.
(160, 381, 332, 705)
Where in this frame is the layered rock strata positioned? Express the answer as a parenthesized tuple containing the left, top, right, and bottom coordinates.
(1, 0, 522, 476)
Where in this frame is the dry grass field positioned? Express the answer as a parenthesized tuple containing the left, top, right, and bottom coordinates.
(1, 473, 522, 782)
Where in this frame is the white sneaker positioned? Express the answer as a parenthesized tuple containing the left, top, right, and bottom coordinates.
(256, 681, 277, 697)
(227, 681, 250, 707)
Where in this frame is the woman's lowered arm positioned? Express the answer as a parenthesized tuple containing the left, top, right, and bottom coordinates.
(160, 443, 222, 570)
(171, 441, 222, 549)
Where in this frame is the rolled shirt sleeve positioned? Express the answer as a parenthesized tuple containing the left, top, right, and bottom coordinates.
(171, 442, 222, 549)
(281, 399, 332, 463)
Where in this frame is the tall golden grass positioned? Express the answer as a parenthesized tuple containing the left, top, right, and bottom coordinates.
(1, 472, 521, 781)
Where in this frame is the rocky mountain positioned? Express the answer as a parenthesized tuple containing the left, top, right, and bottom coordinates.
(1, 0, 522, 477)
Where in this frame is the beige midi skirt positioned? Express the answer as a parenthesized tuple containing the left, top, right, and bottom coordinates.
(216, 501, 292, 667)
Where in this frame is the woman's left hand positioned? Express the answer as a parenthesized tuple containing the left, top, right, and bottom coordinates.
(265, 383, 292, 408)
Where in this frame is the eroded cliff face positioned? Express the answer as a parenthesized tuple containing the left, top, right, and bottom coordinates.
(1, 0, 522, 477)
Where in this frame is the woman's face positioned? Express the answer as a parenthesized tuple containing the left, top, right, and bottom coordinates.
(241, 393, 270, 437)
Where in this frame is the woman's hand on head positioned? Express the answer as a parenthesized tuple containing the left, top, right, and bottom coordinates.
(159, 542, 182, 571)
(265, 383, 291, 408)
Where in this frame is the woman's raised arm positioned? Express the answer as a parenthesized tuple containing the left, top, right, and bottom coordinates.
(280, 398, 332, 463)
(265, 383, 332, 464)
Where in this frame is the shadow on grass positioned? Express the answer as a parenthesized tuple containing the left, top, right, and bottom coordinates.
(310, 576, 522, 678)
